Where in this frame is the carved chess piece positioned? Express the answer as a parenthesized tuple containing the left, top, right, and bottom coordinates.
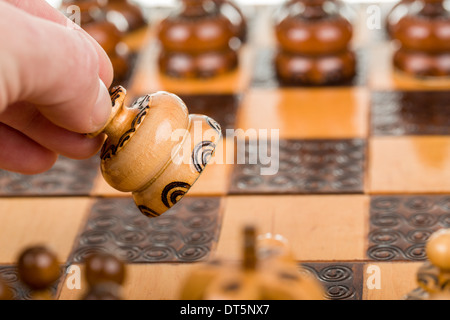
(179, 226, 324, 300)
(157, 0, 239, 78)
(88, 86, 222, 218)
(61, 0, 131, 81)
(274, 0, 356, 85)
(390, 0, 450, 77)
(105, 0, 147, 33)
(406, 229, 450, 300)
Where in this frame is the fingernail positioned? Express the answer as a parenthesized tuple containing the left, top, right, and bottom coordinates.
(91, 79, 112, 132)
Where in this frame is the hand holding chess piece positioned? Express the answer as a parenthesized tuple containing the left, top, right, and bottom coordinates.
(88, 86, 222, 218)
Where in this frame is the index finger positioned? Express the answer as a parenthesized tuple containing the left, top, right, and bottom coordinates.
(3, 0, 114, 87)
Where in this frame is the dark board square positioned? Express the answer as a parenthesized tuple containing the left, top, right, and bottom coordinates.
(250, 47, 368, 88)
(0, 156, 99, 196)
(229, 139, 366, 194)
(176, 94, 241, 135)
(70, 197, 223, 264)
(300, 262, 364, 300)
(0, 266, 63, 300)
(371, 91, 450, 136)
(367, 195, 450, 261)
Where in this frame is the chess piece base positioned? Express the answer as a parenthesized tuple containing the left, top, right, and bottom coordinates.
(275, 50, 356, 86)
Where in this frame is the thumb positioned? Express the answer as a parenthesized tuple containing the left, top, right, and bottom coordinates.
(0, 1, 112, 134)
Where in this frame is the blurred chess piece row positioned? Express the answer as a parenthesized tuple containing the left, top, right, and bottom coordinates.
(60, 0, 147, 82)
(406, 228, 450, 300)
(387, 0, 450, 77)
(179, 226, 324, 300)
(0, 245, 126, 300)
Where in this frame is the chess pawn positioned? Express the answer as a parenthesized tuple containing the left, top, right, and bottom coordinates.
(274, 0, 356, 85)
(61, 0, 131, 81)
(157, 0, 239, 78)
(88, 86, 221, 218)
(257, 233, 296, 265)
(17, 246, 61, 300)
(390, 0, 450, 77)
(416, 229, 450, 296)
(212, 0, 248, 43)
(105, 0, 147, 33)
(82, 252, 125, 300)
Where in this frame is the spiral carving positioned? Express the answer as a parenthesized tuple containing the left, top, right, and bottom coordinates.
(162, 181, 191, 209)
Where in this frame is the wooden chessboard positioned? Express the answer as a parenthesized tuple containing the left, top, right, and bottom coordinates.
(1, 2, 449, 300)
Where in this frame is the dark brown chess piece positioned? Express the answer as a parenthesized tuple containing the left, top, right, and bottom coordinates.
(61, 0, 131, 81)
(212, 0, 248, 43)
(105, 0, 147, 33)
(390, 0, 450, 77)
(157, 0, 239, 78)
(82, 252, 126, 300)
(274, 0, 356, 86)
(17, 246, 61, 300)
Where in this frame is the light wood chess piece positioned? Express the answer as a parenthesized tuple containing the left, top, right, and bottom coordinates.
(88, 86, 222, 218)
(179, 226, 324, 300)
(405, 228, 450, 300)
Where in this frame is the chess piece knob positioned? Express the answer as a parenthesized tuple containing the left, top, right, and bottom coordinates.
(157, 0, 239, 78)
(88, 86, 221, 218)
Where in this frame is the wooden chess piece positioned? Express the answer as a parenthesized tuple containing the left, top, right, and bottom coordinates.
(87, 86, 222, 218)
(0, 277, 14, 300)
(84, 252, 126, 287)
(406, 228, 450, 299)
(157, 0, 239, 78)
(180, 226, 324, 300)
(390, 0, 450, 77)
(61, 0, 131, 81)
(17, 246, 61, 300)
(105, 0, 147, 33)
(212, 0, 248, 43)
(274, 0, 356, 85)
(82, 283, 123, 300)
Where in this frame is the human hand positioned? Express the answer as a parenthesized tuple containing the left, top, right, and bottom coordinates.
(0, 0, 113, 174)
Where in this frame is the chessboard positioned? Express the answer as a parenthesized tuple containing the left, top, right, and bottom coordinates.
(1, 1, 449, 300)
